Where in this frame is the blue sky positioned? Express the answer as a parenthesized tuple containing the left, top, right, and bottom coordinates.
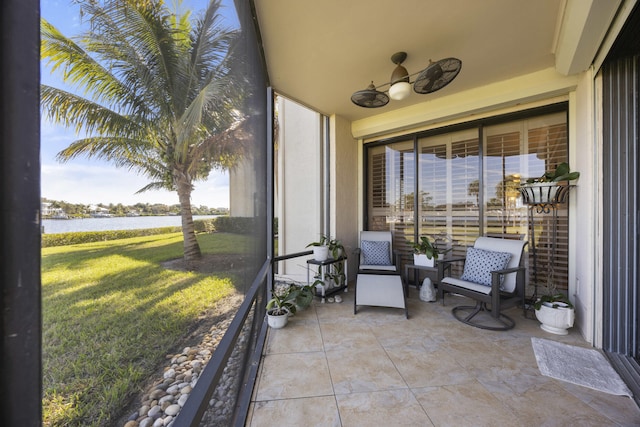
(40, 0, 237, 208)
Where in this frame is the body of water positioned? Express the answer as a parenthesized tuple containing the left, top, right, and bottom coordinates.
(42, 215, 218, 234)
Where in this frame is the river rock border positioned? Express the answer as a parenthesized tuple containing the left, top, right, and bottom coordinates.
(123, 293, 245, 427)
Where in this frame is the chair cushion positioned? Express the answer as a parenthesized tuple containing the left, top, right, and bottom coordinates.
(359, 264, 397, 272)
(361, 240, 391, 265)
(460, 247, 511, 287)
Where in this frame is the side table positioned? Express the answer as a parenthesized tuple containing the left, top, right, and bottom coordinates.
(404, 263, 439, 297)
(307, 256, 348, 303)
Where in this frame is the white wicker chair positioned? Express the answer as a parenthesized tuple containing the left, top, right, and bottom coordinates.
(354, 231, 407, 318)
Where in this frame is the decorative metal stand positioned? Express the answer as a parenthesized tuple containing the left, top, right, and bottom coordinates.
(519, 184, 575, 318)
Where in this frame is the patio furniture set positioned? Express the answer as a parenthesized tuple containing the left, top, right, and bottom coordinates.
(353, 230, 528, 331)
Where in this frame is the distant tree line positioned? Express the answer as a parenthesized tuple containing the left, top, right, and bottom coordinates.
(41, 198, 228, 218)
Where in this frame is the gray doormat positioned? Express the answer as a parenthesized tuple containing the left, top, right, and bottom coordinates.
(532, 337, 633, 397)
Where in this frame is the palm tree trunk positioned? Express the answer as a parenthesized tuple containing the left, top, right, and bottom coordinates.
(176, 175, 201, 261)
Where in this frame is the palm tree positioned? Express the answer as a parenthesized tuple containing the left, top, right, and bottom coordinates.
(41, 0, 247, 261)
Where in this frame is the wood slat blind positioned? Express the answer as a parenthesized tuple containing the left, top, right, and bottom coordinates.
(365, 111, 570, 294)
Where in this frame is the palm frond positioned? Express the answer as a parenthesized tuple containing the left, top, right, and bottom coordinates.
(55, 136, 155, 166)
(41, 18, 146, 114)
(174, 74, 229, 159)
(41, 85, 146, 137)
(80, 1, 180, 118)
(135, 181, 174, 194)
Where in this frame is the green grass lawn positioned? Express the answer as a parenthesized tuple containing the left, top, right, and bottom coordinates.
(41, 232, 250, 427)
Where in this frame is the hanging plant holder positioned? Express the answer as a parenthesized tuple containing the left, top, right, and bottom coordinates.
(520, 184, 575, 211)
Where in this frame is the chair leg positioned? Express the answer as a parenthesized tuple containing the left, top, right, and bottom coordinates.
(402, 278, 409, 319)
(451, 301, 515, 331)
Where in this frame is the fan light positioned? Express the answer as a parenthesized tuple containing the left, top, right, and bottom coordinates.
(351, 52, 462, 108)
(388, 52, 411, 101)
(389, 81, 411, 101)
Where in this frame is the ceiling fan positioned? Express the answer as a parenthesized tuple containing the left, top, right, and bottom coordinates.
(351, 52, 462, 108)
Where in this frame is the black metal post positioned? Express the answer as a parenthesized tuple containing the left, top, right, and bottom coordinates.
(1, 0, 42, 425)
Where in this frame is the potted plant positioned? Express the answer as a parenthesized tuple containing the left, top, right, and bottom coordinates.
(306, 235, 330, 261)
(327, 236, 345, 259)
(307, 235, 348, 297)
(412, 235, 450, 267)
(326, 237, 346, 287)
(521, 162, 580, 204)
(266, 282, 297, 328)
(294, 282, 316, 310)
(533, 283, 575, 335)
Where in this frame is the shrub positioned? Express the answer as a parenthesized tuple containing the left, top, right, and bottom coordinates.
(193, 218, 216, 233)
(212, 216, 255, 234)
(41, 217, 254, 247)
(42, 227, 181, 247)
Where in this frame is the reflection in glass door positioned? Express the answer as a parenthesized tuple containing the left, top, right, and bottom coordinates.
(418, 130, 479, 265)
(367, 140, 415, 257)
(484, 113, 569, 295)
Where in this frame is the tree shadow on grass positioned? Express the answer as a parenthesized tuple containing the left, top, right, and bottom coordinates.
(41, 234, 260, 426)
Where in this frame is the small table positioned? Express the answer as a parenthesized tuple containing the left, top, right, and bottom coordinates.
(404, 263, 439, 297)
(307, 256, 348, 303)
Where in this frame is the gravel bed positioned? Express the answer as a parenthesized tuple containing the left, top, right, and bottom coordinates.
(121, 293, 248, 427)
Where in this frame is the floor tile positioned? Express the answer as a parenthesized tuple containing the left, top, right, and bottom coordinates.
(255, 351, 333, 401)
(319, 319, 379, 351)
(249, 396, 341, 427)
(265, 317, 323, 354)
(492, 380, 621, 426)
(386, 347, 472, 388)
(560, 382, 640, 426)
(413, 381, 520, 426)
(326, 347, 407, 394)
(336, 389, 433, 427)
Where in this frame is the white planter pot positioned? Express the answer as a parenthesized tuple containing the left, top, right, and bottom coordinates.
(313, 245, 329, 261)
(267, 308, 289, 329)
(521, 182, 559, 204)
(535, 302, 575, 335)
(414, 253, 437, 267)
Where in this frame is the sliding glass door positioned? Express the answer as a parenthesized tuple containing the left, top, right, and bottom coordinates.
(364, 107, 570, 295)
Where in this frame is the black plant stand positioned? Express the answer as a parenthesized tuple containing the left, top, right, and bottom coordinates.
(307, 256, 348, 303)
(520, 184, 575, 318)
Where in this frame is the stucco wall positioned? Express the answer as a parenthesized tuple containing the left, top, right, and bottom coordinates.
(571, 69, 597, 345)
(330, 114, 358, 283)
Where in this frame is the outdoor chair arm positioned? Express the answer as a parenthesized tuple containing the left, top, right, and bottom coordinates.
(439, 255, 466, 265)
(354, 247, 361, 270)
(393, 249, 402, 268)
(437, 256, 466, 280)
(490, 265, 524, 276)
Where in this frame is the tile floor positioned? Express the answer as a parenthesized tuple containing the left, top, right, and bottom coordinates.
(246, 286, 640, 426)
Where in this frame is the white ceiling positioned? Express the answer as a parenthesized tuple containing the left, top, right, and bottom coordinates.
(253, 0, 627, 122)
(253, 0, 565, 121)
